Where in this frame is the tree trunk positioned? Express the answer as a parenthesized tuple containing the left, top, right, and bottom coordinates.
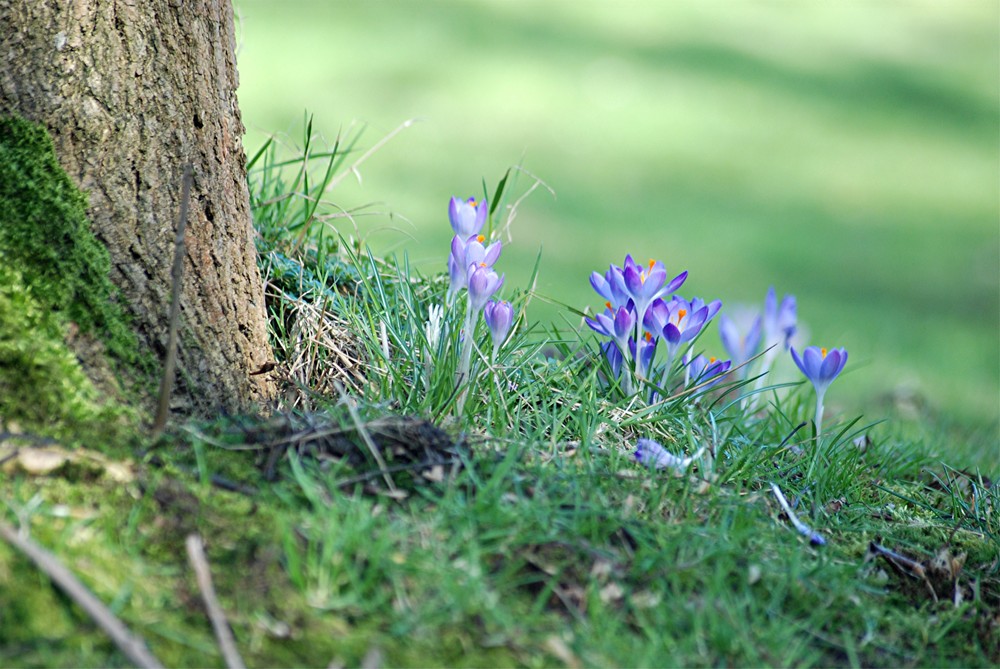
(0, 0, 275, 413)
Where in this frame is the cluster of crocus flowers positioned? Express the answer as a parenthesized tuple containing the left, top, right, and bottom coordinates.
(444, 196, 514, 413)
(587, 254, 724, 399)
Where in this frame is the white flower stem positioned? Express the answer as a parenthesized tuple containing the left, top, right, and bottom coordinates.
(806, 391, 826, 480)
(455, 302, 477, 416)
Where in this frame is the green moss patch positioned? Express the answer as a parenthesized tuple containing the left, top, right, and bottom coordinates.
(0, 115, 146, 437)
(0, 114, 139, 368)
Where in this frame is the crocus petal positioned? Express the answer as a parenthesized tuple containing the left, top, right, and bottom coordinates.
(590, 272, 612, 302)
(663, 270, 688, 296)
(820, 348, 847, 381)
(802, 346, 824, 380)
(719, 315, 741, 360)
(602, 341, 623, 379)
(613, 306, 634, 340)
(790, 346, 807, 377)
(644, 298, 669, 334)
(483, 241, 502, 267)
(642, 266, 667, 297)
(663, 323, 682, 346)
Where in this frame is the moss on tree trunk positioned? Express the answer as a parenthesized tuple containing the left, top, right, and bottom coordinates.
(0, 0, 276, 417)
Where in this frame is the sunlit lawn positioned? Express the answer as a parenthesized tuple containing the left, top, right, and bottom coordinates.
(232, 0, 998, 455)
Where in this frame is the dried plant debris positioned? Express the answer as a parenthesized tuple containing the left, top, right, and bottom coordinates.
(235, 412, 463, 489)
(866, 541, 970, 606)
(266, 283, 368, 410)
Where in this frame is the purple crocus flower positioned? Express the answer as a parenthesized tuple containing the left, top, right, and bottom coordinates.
(719, 311, 762, 376)
(586, 304, 635, 359)
(449, 196, 488, 237)
(660, 296, 714, 362)
(791, 345, 847, 438)
(463, 234, 502, 270)
(763, 287, 797, 352)
(483, 300, 514, 354)
(467, 264, 505, 313)
(447, 234, 501, 301)
(613, 255, 687, 329)
(791, 346, 847, 400)
(687, 354, 732, 389)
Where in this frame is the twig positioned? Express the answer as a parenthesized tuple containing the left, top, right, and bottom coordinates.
(185, 535, 246, 669)
(867, 541, 939, 603)
(153, 163, 193, 438)
(0, 521, 164, 669)
(770, 483, 826, 546)
(334, 382, 397, 493)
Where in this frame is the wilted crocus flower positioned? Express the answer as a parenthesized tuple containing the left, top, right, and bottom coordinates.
(791, 345, 847, 438)
(634, 438, 705, 474)
(719, 311, 762, 377)
(483, 300, 514, 359)
(449, 196, 488, 237)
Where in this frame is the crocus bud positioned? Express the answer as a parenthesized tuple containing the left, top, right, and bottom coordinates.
(484, 300, 514, 352)
(467, 265, 504, 313)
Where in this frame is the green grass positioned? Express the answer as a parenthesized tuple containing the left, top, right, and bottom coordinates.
(3, 127, 998, 667)
(232, 0, 999, 433)
(2, 5, 998, 665)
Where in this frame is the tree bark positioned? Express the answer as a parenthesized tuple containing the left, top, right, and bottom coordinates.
(0, 0, 275, 413)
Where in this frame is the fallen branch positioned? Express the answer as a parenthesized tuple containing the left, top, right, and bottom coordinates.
(0, 521, 164, 669)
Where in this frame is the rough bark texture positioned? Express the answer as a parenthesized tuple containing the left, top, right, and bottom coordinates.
(0, 0, 275, 413)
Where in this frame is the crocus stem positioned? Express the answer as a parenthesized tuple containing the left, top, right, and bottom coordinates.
(806, 392, 826, 480)
(455, 303, 477, 415)
(814, 395, 825, 439)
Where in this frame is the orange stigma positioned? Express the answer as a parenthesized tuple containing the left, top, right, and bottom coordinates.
(644, 332, 653, 342)
(677, 309, 687, 321)
(820, 347, 828, 357)
(709, 357, 717, 363)
(476, 235, 485, 243)
(648, 259, 656, 270)
(479, 262, 487, 267)
(605, 301, 612, 310)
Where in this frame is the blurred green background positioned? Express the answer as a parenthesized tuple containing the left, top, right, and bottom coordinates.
(232, 1, 998, 432)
